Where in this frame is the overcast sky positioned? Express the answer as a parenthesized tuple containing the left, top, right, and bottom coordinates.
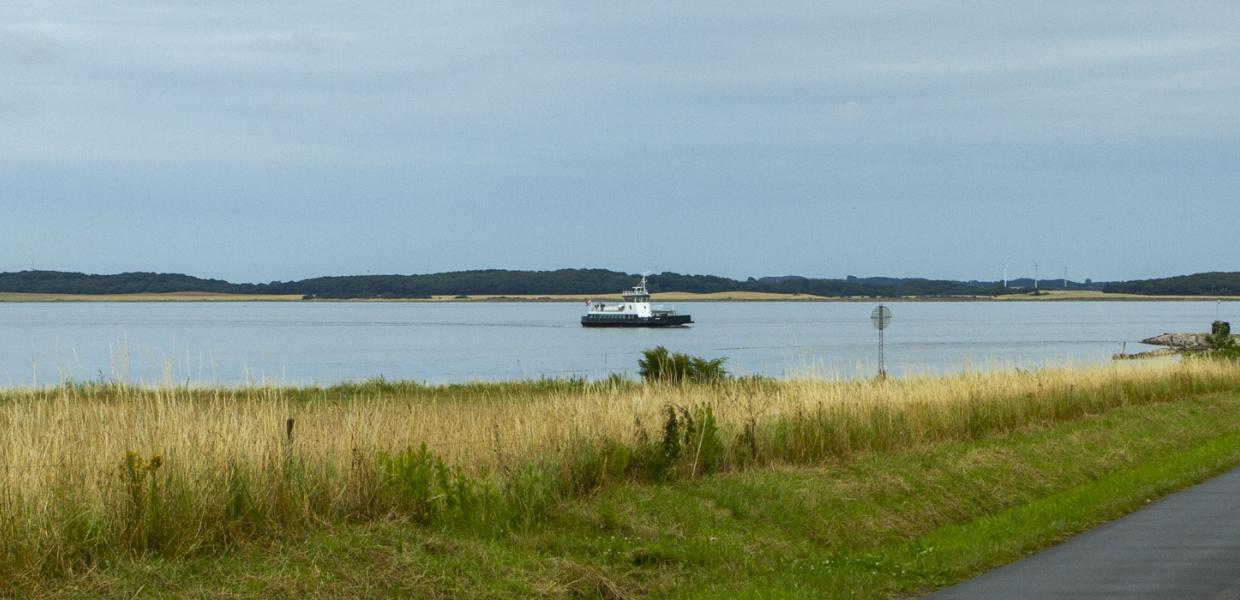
(2, 2, 1238, 283)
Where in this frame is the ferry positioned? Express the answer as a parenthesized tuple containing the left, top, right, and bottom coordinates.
(581, 275, 692, 328)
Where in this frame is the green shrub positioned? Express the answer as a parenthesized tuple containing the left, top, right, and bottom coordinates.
(1209, 321, 1233, 347)
(373, 443, 490, 526)
(501, 465, 556, 530)
(638, 346, 728, 383)
(680, 404, 725, 476)
(117, 452, 167, 551)
(618, 404, 727, 481)
(1205, 345, 1240, 360)
(375, 444, 443, 524)
(1203, 321, 1240, 360)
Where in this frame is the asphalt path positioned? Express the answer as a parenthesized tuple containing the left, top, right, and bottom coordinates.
(925, 467, 1240, 599)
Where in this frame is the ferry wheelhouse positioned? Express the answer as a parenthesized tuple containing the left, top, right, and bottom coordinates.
(581, 275, 692, 327)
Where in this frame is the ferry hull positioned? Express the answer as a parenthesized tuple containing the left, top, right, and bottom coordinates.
(581, 314, 692, 328)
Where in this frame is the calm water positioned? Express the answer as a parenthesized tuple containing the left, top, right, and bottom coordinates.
(0, 301, 1233, 386)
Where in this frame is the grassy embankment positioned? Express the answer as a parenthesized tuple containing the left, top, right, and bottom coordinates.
(4, 360, 1240, 597)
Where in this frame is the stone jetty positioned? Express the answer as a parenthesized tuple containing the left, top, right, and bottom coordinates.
(1115, 322, 1236, 360)
(1141, 332, 1240, 350)
(1115, 321, 1236, 360)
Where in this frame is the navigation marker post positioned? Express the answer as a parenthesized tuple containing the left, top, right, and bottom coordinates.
(870, 305, 893, 379)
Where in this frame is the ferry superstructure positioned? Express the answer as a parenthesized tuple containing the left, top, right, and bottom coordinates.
(581, 275, 692, 327)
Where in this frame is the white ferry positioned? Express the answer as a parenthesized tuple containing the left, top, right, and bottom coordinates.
(581, 275, 692, 327)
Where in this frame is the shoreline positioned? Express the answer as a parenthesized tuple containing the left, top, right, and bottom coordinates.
(2, 290, 1239, 303)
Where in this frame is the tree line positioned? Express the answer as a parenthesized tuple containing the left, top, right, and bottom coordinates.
(0, 269, 1023, 298)
(9, 268, 1233, 297)
(1103, 272, 1240, 296)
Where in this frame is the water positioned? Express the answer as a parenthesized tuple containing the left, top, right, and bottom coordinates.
(0, 301, 1232, 386)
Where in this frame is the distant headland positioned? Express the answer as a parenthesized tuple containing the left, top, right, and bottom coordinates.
(1, 269, 1239, 301)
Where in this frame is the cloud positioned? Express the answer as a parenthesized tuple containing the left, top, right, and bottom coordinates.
(2, 2, 1238, 166)
(244, 32, 344, 54)
(0, 89, 42, 120)
(0, 30, 61, 65)
(835, 101, 864, 121)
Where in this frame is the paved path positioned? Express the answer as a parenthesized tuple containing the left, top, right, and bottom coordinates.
(926, 467, 1240, 599)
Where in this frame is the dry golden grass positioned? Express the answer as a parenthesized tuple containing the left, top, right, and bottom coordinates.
(3, 357, 1239, 580)
(0, 358, 1230, 500)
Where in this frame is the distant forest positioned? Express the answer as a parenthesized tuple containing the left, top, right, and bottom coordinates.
(0, 269, 1031, 299)
(14, 268, 1234, 298)
(1102, 272, 1240, 296)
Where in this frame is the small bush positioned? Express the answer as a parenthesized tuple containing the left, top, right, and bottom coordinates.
(681, 404, 725, 475)
(374, 443, 488, 526)
(375, 444, 444, 524)
(638, 346, 728, 383)
(502, 465, 556, 530)
(621, 404, 727, 481)
(1204, 345, 1240, 361)
(1203, 321, 1240, 360)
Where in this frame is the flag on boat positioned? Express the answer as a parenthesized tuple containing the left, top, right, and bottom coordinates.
(585, 299, 592, 306)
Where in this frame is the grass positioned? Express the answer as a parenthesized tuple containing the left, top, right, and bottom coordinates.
(3, 359, 1240, 596)
(19, 390, 1240, 598)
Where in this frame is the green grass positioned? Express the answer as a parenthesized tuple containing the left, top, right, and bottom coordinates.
(18, 391, 1240, 598)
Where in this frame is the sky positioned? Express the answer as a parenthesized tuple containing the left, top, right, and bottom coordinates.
(2, 2, 1238, 283)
